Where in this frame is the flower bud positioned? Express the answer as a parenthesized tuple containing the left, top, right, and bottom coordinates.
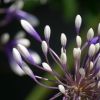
(88, 44, 95, 57)
(61, 52, 67, 65)
(17, 44, 30, 59)
(58, 85, 66, 94)
(12, 48, 22, 65)
(73, 48, 81, 59)
(75, 14, 82, 33)
(42, 62, 52, 72)
(61, 33, 67, 47)
(44, 25, 51, 41)
(41, 41, 48, 55)
(76, 35, 82, 47)
(87, 28, 94, 41)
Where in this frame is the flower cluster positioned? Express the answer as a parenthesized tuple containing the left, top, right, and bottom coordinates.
(0, 31, 41, 75)
(12, 15, 100, 100)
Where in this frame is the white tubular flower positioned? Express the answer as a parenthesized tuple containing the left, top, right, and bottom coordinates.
(42, 62, 52, 72)
(61, 33, 67, 47)
(0, 33, 10, 44)
(17, 44, 30, 59)
(20, 19, 35, 34)
(96, 57, 100, 69)
(76, 35, 82, 47)
(41, 41, 48, 55)
(87, 28, 94, 41)
(58, 85, 66, 94)
(98, 81, 100, 88)
(90, 61, 94, 70)
(95, 43, 100, 53)
(10, 60, 25, 76)
(98, 23, 100, 36)
(61, 52, 67, 65)
(75, 14, 82, 33)
(12, 48, 22, 65)
(16, 38, 30, 47)
(15, 31, 26, 39)
(22, 62, 33, 76)
(79, 68, 85, 78)
(73, 48, 81, 59)
(30, 51, 41, 64)
(44, 25, 51, 41)
(9, 0, 24, 10)
(88, 44, 95, 57)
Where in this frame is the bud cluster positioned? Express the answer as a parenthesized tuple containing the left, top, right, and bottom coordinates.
(12, 15, 100, 100)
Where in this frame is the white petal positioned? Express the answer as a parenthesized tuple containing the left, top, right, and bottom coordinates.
(61, 33, 67, 47)
(41, 41, 48, 54)
(76, 35, 82, 47)
(42, 62, 52, 72)
(44, 25, 51, 41)
(75, 15, 82, 32)
(98, 23, 100, 36)
(73, 48, 81, 59)
(17, 44, 30, 59)
(20, 19, 36, 35)
(88, 44, 95, 57)
(87, 28, 94, 41)
(30, 51, 41, 64)
(16, 38, 30, 47)
(61, 52, 67, 65)
(58, 85, 65, 94)
(15, 31, 26, 39)
(12, 48, 22, 65)
(0, 33, 10, 44)
(10, 60, 25, 76)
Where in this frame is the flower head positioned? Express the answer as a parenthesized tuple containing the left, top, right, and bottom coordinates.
(13, 15, 100, 99)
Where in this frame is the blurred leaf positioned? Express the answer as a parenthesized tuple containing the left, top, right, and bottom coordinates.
(62, 0, 78, 20)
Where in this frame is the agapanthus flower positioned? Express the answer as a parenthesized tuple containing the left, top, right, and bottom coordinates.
(0, 0, 39, 27)
(12, 15, 100, 100)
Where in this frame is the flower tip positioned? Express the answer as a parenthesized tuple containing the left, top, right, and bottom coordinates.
(88, 44, 95, 57)
(17, 44, 30, 59)
(41, 41, 48, 55)
(76, 35, 82, 47)
(75, 14, 82, 33)
(61, 52, 67, 65)
(58, 85, 65, 94)
(98, 23, 100, 36)
(20, 19, 35, 34)
(87, 28, 94, 41)
(61, 33, 67, 47)
(17, 38, 30, 47)
(73, 48, 81, 59)
(12, 48, 22, 65)
(44, 25, 51, 41)
(0, 33, 10, 44)
(20, 19, 41, 42)
(42, 62, 52, 72)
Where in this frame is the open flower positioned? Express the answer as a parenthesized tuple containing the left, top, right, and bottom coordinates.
(13, 15, 100, 100)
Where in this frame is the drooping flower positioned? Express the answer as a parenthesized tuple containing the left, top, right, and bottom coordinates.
(13, 15, 100, 99)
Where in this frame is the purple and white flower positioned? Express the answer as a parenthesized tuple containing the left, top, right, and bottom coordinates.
(13, 15, 100, 100)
